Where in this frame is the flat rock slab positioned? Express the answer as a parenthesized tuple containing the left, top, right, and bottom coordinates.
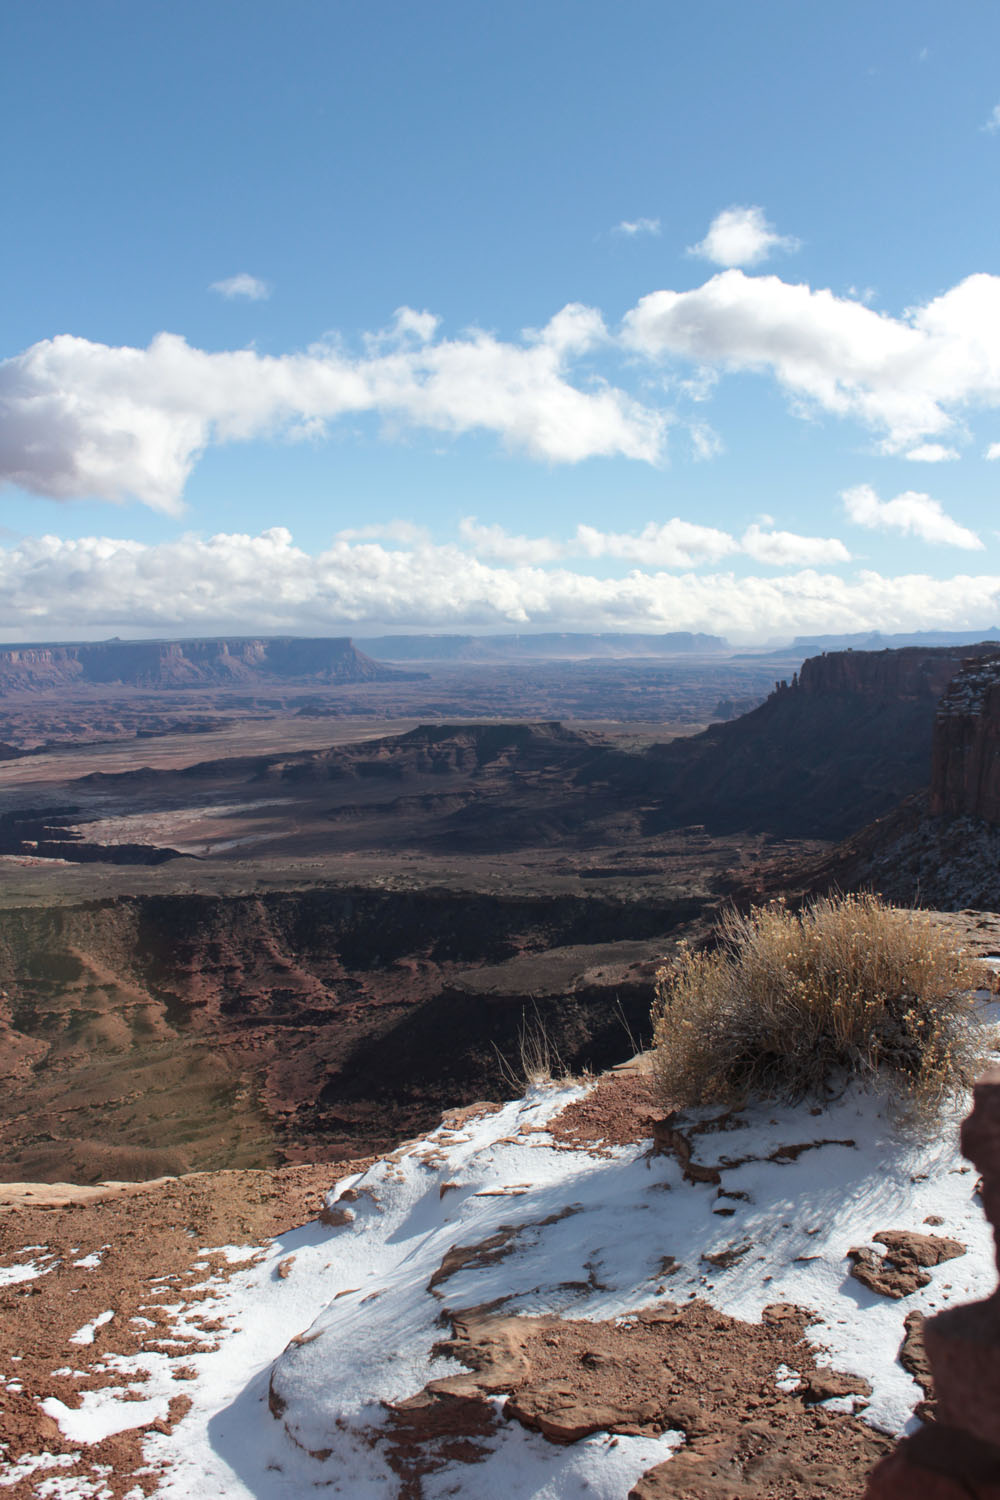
(389, 1298, 888, 1497)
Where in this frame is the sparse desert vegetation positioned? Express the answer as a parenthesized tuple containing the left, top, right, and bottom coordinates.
(651, 892, 992, 1114)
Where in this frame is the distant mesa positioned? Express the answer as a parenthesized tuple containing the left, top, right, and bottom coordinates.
(760, 627, 1000, 658)
(0, 636, 424, 695)
(356, 631, 730, 661)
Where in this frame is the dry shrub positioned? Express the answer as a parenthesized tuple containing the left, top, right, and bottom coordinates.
(652, 894, 991, 1114)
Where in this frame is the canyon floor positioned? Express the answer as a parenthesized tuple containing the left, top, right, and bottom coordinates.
(0, 708, 823, 1185)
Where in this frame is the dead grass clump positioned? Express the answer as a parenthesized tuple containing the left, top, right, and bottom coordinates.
(651, 894, 991, 1114)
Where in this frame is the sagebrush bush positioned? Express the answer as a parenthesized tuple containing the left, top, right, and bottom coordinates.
(651, 893, 991, 1114)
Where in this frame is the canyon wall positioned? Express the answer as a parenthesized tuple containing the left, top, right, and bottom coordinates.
(930, 653, 1000, 824)
(643, 644, 1000, 840)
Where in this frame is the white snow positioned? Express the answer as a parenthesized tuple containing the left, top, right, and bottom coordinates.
(0, 1453, 78, 1490)
(40, 1393, 171, 1446)
(0, 1250, 59, 1287)
(0, 1262, 48, 1287)
(30, 1000, 1000, 1497)
(68, 1310, 115, 1346)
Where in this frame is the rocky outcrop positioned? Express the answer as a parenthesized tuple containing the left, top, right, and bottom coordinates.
(931, 653, 1000, 823)
(0, 636, 415, 694)
(863, 1069, 1000, 1498)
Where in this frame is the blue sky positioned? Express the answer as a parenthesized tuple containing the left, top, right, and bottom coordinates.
(3, 0, 1000, 642)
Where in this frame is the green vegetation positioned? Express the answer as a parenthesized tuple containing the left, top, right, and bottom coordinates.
(652, 893, 991, 1114)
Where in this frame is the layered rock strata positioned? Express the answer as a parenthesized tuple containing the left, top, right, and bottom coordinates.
(642, 644, 999, 839)
(931, 653, 1000, 823)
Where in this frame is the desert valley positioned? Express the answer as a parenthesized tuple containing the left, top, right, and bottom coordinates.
(3, 632, 1000, 1497)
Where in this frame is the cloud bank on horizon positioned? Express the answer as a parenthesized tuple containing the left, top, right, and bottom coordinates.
(2, 519, 998, 644)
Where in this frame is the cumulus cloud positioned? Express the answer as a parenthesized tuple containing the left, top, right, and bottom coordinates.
(904, 443, 960, 462)
(739, 523, 851, 566)
(458, 518, 563, 565)
(688, 206, 800, 268)
(13, 266, 1000, 513)
(613, 218, 661, 237)
(985, 442, 1000, 460)
(335, 520, 430, 546)
(0, 528, 995, 643)
(464, 517, 849, 570)
(841, 484, 984, 549)
(623, 268, 1000, 452)
(573, 519, 738, 568)
(210, 273, 271, 301)
(0, 313, 665, 512)
(982, 105, 1000, 134)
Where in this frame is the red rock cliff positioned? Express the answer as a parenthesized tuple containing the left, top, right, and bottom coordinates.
(930, 653, 1000, 823)
(796, 646, 978, 702)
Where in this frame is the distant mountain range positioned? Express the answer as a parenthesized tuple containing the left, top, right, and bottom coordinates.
(356, 631, 729, 660)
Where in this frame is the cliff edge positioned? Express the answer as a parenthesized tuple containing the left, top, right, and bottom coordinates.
(640, 644, 1000, 840)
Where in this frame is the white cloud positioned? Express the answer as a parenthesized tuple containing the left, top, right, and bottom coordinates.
(623, 268, 1000, 453)
(985, 442, 1000, 460)
(841, 484, 984, 549)
(904, 443, 960, 462)
(210, 273, 271, 301)
(613, 218, 661, 237)
(1, 528, 996, 644)
(0, 315, 665, 512)
(572, 519, 738, 568)
(335, 520, 430, 546)
(458, 518, 563, 566)
(525, 302, 609, 356)
(14, 266, 1000, 514)
(688, 206, 800, 268)
(461, 517, 850, 570)
(364, 306, 441, 351)
(740, 523, 851, 566)
(982, 104, 1000, 134)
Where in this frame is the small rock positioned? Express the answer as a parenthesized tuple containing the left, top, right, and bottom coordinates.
(703, 1243, 752, 1269)
(848, 1231, 965, 1299)
(318, 1204, 355, 1228)
(802, 1368, 872, 1405)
